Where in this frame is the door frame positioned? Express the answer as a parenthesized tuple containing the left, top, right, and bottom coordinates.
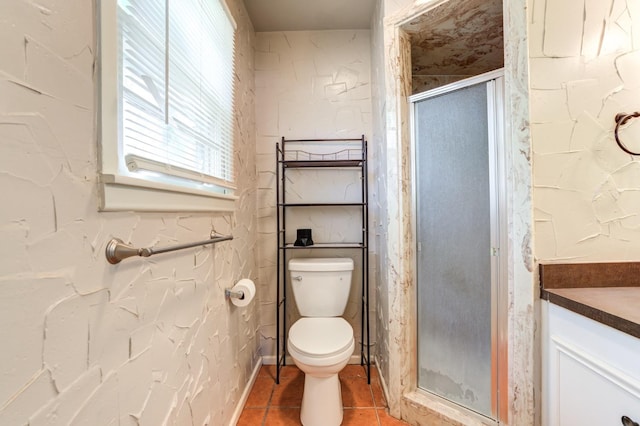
(409, 68, 507, 422)
(378, 1, 534, 424)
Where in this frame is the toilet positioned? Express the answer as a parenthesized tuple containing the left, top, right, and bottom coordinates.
(287, 257, 355, 426)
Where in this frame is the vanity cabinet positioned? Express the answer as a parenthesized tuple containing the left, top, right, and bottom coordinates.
(274, 136, 370, 384)
(542, 302, 640, 426)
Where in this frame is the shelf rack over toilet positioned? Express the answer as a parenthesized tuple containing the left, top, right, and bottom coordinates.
(275, 136, 371, 384)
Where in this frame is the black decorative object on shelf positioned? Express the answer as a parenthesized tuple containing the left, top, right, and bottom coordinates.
(294, 228, 314, 246)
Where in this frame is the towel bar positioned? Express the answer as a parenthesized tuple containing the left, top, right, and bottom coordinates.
(106, 231, 233, 264)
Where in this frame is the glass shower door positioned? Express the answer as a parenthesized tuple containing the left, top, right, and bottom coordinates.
(412, 75, 502, 419)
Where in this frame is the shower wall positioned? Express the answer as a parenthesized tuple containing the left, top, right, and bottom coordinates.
(254, 30, 375, 360)
(372, 0, 534, 423)
(370, 0, 417, 414)
(369, 0, 392, 404)
(0, 1, 258, 425)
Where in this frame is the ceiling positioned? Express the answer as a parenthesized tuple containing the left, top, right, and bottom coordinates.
(243, 0, 376, 31)
(403, 0, 504, 76)
(242, 0, 504, 83)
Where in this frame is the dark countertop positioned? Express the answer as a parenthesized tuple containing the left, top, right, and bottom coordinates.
(539, 263, 640, 339)
(541, 287, 640, 339)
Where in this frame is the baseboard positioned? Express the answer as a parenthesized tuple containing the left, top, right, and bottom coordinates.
(261, 355, 277, 365)
(262, 354, 362, 365)
(348, 354, 363, 365)
(228, 357, 262, 426)
(374, 355, 391, 411)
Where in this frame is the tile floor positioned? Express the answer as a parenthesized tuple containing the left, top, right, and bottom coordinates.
(238, 364, 409, 425)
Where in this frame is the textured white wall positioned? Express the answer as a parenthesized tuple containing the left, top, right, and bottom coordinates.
(0, 1, 258, 425)
(530, 0, 640, 261)
(369, 0, 391, 393)
(254, 30, 374, 360)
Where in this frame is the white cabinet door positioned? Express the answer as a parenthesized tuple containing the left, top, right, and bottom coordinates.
(542, 302, 640, 426)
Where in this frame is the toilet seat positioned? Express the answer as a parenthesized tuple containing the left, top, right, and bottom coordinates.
(288, 318, 353, 361)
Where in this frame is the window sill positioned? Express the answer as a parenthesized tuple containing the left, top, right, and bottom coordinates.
(99, 174, 237, 213)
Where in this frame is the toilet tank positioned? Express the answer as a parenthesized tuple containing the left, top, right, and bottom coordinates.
(288, 258, 354, 317)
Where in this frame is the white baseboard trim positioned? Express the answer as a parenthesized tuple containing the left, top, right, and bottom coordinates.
(374, 355, 391, 411)
(228, 357, 263, 426)
(261, 355, 277, 365)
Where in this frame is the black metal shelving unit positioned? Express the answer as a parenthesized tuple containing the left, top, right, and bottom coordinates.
(275, 136, 371, 384)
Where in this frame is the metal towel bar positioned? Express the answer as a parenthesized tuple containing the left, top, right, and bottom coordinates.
(106, 231, 233, 264)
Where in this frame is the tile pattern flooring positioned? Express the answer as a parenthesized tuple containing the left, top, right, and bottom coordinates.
(238, 364, 410, 425)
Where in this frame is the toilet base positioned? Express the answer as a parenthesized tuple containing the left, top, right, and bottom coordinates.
(300, 373, 343, 426)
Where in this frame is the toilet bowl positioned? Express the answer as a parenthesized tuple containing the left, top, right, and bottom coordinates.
(287, 257, 355, 426)
(288, 317, 354, 426)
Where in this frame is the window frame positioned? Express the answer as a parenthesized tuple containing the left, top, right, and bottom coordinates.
(97, 0, 238, 212)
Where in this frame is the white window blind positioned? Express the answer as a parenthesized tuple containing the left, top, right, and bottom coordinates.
(117, 0, 236, 191)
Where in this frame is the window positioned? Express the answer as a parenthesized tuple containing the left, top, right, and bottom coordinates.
(98, 0, 237, 212)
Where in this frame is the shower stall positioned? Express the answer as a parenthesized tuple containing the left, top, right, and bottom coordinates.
(410, 69, 507, 421)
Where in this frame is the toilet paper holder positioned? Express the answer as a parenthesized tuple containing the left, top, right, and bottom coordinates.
(225, 288, 245, 300)
(226, 278, 255, 307)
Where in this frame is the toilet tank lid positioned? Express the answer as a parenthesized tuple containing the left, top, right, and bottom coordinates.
(288, 257, 354, 271)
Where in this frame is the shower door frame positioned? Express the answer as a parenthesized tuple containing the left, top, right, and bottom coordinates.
(409, 68, 508, 423)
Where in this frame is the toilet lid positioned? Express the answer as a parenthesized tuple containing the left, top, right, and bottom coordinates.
(289, 318, 353, 358)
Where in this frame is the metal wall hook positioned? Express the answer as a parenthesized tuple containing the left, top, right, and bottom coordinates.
(106, 231, 233, 264)
(614, 112, 640, 155)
